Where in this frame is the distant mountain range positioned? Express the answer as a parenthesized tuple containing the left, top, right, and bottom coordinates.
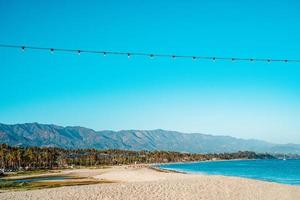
(0, 123, 299, 154)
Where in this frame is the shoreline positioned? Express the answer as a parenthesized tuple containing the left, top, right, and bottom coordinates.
(154, 158, 260, 166)
(1, 164, 300, 200)
(2, 158, 297, 187)
(153, 159, 300, 186)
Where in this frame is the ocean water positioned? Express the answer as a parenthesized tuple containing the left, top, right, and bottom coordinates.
(159, 159, 300, 185)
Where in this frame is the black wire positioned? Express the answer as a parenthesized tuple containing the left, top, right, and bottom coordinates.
(0, 44, 299, 63)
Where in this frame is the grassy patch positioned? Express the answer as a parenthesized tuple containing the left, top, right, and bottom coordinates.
(0, 177, 115, 191)
(29, 179, 114, 189)
(0, 167, 115, 191)
(0, 181, 30, 190)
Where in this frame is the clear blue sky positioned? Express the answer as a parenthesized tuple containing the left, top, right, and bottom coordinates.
(0, 0, 300, 144)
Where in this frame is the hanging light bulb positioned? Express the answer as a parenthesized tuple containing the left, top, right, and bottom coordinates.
(0, 44, 295, 64)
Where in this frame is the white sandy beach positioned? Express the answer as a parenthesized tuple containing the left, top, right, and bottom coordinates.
(1, 165, 299, 200)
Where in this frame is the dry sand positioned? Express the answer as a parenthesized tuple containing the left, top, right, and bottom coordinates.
(1, 165, 299, 200)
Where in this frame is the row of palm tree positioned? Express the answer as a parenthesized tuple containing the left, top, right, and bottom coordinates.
(0, 144, 274, 171)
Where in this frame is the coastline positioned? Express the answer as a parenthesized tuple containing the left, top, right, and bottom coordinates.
(1, 164, 299, 200)
(154, 159, 300, 186)
(155, 158, 259, 166)
(151, 158, 259, 175)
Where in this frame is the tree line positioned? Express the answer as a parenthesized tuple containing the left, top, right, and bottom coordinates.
(0, 144, 274, 171)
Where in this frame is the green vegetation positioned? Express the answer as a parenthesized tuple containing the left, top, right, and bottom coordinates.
(0, 178, 113, 191)
(0, 143, 274, 172)
(0, 180, 29, 190)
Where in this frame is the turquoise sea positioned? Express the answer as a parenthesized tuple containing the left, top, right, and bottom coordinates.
(159, 159, 300, 185)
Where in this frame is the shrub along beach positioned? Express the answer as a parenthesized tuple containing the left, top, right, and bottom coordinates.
(0, 144, 299, 200)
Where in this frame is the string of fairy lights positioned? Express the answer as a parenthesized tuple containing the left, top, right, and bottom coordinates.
(0, 44, 299, 63)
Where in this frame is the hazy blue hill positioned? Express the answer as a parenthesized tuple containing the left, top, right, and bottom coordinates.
(0, 123, 299, 153)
